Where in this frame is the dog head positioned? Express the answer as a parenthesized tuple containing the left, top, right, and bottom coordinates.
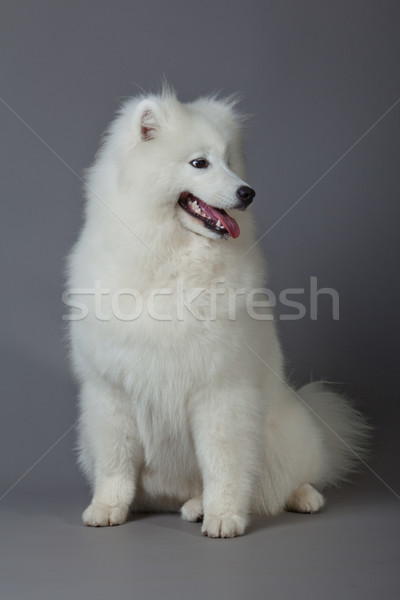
(89, 88, 255, 242)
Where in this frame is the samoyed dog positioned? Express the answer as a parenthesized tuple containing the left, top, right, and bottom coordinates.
(67, 88, 368, 537)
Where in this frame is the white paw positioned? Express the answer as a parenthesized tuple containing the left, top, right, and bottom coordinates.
(201, 513, 247, 538)
(82, 502, 129, 527)
(181, 496, 203, 522)
(286, 483, 325, 514)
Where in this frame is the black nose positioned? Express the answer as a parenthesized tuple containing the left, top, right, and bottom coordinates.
(236, 185, 255, 207)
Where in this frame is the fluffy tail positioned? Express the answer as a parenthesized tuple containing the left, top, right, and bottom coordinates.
(297, 382, 371, 487)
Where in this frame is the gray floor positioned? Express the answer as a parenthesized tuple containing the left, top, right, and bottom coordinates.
(1, 474, 399, 600)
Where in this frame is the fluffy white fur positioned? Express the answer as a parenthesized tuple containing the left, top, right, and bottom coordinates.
(67, 88, 369, 537)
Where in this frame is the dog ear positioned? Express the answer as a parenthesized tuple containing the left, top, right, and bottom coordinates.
(138, 102, 160, 141)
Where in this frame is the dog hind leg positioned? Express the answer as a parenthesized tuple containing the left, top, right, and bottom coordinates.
(285, 483, 325, 513)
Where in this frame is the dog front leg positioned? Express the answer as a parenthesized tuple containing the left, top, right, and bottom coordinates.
(78, 378, 142, 527)
(192, 388, 263, 538)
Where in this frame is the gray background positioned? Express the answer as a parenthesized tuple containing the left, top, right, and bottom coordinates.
(1, 1, 399, 598)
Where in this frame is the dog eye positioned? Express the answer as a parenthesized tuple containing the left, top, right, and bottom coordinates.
(190, 158, 209, 169)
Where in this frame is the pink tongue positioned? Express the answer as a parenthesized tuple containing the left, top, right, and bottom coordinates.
(200, 202, 240, 239)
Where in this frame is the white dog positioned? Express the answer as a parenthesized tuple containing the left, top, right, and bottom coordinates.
(67, 88, 368, 537)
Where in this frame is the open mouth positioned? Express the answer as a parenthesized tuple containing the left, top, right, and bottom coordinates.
(178, 192, 240, 238)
